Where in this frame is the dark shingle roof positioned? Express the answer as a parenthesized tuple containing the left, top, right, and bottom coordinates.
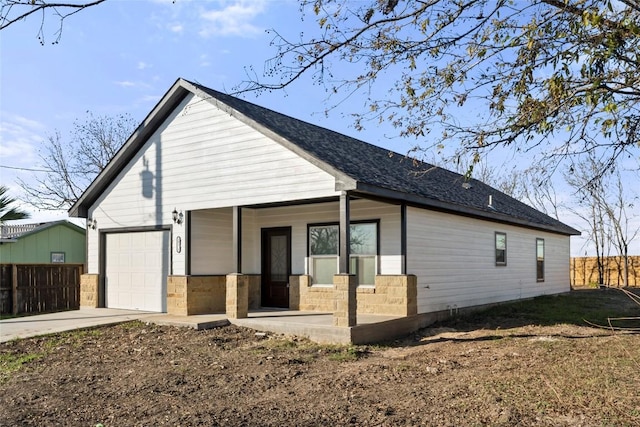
(70, 78, 579, 235)
(189, 80, 579, 236)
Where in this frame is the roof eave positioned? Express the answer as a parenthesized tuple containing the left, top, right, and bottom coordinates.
(354, 182, 581, 236)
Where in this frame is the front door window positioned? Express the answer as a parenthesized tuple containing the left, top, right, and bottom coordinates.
(270, 235, 288, 282)
(261, 228, 291, 308)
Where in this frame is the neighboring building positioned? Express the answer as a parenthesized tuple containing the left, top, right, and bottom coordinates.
(0, 220, 86, 264)
(69, 78, 579, 338)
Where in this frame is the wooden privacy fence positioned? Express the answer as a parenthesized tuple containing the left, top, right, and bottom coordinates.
(0, 264, 83, 315)
(570, 256, 640, 287)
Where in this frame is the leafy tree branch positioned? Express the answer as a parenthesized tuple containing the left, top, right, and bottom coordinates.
(236, 0, 640, 182)
(0, 185, 30, 223)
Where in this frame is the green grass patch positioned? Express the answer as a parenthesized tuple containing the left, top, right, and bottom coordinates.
(440, 288, 639, 329)
(116, 320, 147, 330)
(0, 352, 43, 384)
(0, 325, 107, 384)
(327, 345, 369, 362)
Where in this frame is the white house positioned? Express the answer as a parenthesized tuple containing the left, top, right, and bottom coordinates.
(70, 78, 579, 340)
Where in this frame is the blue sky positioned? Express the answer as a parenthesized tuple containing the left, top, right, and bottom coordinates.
(0, 0, 638, 256)
(0, 0, 412, 211)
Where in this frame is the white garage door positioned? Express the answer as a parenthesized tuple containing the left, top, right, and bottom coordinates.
(105, 231, 169, 312)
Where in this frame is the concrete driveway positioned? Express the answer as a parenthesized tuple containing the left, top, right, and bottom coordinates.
(0, 308, 155, 343)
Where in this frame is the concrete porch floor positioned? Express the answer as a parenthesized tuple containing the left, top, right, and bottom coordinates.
(142, 310, 421, 344)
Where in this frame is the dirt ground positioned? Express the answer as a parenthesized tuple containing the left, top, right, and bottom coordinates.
(1, 289, 639, 427)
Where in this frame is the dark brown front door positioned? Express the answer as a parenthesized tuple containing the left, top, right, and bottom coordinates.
(261, 227, 291, 308)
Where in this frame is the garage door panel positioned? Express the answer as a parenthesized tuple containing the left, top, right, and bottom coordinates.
(131, 253, 145, 268)
(105, 231, 169, 312)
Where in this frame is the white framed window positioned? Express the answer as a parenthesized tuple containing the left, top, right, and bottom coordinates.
(495, 232, 507, 266)
(308, 221, 378, 286)
(309, 224, 339, 285)
(51, 252, 65, 263)
(350, 222, 377, 285)
(536, 238, 545, 282)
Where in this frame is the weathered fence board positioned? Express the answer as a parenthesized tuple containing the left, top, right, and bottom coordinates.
(0, 264, 83, 315)
(570, 256, 640, 287)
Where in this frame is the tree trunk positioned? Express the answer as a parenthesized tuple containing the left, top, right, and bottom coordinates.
(623, 244, 628, 288)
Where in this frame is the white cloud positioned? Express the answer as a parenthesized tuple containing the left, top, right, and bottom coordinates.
(200, 54, 211, 67)
(0, 113, 43, 206)
(198, 0, 267, 38)
(0, 113, 41, 166)
(137, 61, 152, 70)
(115, 80, 137, 88)
(148, 0, 270, 38)
(169, 23, 184, 33)
(137, 94, 162, 104)
(114, 81, 152, 90)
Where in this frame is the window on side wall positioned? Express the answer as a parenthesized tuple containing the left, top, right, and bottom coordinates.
(536, 238, 545, 282)
(51, 252, 65, 263)
(308, 221, 378, 286)
(495, 232, 507, 266)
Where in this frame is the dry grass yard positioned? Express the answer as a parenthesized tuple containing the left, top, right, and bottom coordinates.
(1, 288, 639, 426)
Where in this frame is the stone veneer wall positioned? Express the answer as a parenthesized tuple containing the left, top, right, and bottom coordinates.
(80, 274, 100, 308)
(290, 275, 334, 312)
(290, 274, 417, 316)
(359, 275, 417, 316)
(168, 274, 262, 316)
(167, 275, 226, 315)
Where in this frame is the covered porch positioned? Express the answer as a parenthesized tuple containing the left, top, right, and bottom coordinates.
(166, 192, 418, 329)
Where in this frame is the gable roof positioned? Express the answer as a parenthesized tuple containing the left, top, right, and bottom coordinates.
(69, 78, 579, 236)
(0, 220, 85, 242)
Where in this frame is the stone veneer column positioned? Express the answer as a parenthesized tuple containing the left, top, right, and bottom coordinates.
(289, 275, 301, 310)
(166, 276, 188, 315)
(333, 274, 357, 327)
(80, 274, 100, 308)
(226, 273, 248, 319)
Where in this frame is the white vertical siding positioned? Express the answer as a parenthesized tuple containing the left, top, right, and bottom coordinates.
(187, 199, 402, 276)
(406, 207, 571, 314)
(86, 93, 339, 274)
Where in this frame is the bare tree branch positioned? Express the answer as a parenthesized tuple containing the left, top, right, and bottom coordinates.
(0, 0, 106, 43)
(19, 112, 135, 210)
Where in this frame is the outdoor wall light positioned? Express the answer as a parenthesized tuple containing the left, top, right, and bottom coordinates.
(87, 218, 97, 230)
(172, 208, 184, 225)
